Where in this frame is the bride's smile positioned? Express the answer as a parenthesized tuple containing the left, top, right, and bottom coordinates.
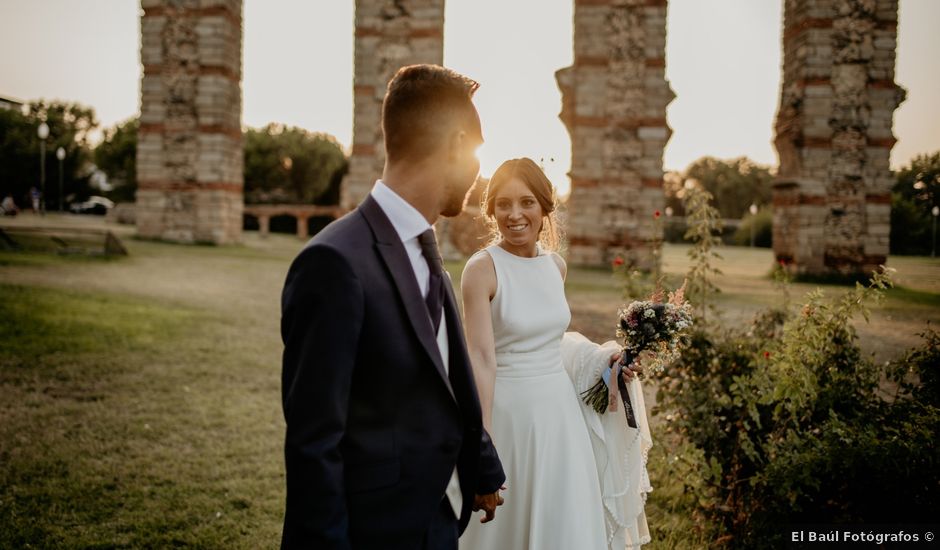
(493, 177, 544, 257)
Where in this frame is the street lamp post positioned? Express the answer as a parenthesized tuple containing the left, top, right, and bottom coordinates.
(56, 147, 65, 212)
(37, 122, 49, 216)
(932, 206, 939, 258)
(664, 206, 674, 242)
(749, 203, 759, 247)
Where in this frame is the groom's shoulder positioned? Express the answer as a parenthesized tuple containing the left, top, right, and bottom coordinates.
(306, 208, 371, 250)
(288, 210, 372, 270)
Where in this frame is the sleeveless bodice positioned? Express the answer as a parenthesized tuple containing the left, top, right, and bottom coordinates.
(460, 245, 607, 550)
(487, 245, 572, 376)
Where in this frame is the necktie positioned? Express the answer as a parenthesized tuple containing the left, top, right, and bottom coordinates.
(418, 229, 445, 333)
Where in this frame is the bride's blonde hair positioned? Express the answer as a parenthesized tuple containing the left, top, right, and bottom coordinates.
(481, 158, 561, 251)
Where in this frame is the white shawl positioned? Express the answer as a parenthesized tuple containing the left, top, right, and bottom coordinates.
(561, 332, 653, 549)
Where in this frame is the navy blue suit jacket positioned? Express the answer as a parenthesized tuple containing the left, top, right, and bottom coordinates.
(280, 195, 505, 549)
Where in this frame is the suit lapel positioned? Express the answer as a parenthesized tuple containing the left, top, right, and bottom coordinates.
(359, 196, 456, 402)
(442, 274, 481, 420)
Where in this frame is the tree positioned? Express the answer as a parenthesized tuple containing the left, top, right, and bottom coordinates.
(891, 152, 940, 255)
(94, 117, 138, 203)
(895, 152, 940, 207)
(681, 156, 774, 219)
(0, 100, 98, 210)
(663, 170, 685, 216)
(243, 124, 347, 205)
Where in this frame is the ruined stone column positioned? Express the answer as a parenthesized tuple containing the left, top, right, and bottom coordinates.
(136, 0, 243, 244)
(343, 0, 445, 208)
(773, 0, 904, 277)
(557, 0, 673, 269)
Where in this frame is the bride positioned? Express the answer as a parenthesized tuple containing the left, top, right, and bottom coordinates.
(458, 158, 652, 550)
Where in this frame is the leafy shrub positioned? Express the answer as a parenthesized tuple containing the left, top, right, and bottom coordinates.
(890, 193, 932, 255)
(890, 152, 939, 256)
(648, 186, 940, 548)
(656, 275, 939, 547)
(732, 210, 772, 248)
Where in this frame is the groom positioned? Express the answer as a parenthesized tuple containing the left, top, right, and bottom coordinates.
(280, 64, 505, 550)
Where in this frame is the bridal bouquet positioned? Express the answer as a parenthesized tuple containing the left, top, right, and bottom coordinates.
(582, 284, 693, 420)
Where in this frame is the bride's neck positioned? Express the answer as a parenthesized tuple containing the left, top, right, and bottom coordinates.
(498, 239, 539, 258)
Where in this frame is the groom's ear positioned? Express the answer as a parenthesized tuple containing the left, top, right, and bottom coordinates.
(446, 129, 468, 162)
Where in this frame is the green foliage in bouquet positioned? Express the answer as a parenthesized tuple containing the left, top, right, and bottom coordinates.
(581, 290, 693, 415)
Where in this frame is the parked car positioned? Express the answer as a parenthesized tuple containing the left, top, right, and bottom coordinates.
(69, 196, 114, 215)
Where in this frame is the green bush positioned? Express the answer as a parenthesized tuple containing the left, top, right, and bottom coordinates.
(890, 152, 939, 256)
(663, 217, 688, 244)
(890, 193, 932, 255)
(655, 275, 940, 548)
(732, 210, 772, 248)
(648, 185, 940, 548)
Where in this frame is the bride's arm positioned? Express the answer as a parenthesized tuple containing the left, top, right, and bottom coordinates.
(461, 252, 499, 432)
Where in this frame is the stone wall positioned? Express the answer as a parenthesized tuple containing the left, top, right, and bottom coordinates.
(136, 0, 244, 244)
(343, 0, 446, 208)
(556, 0, 672, 269)
(773, 0, 904, 276)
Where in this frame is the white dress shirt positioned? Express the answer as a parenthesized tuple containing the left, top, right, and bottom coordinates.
(370, 180, 462, 516)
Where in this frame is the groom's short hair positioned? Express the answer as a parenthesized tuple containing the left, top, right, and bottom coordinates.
(382, 64, 480, 163)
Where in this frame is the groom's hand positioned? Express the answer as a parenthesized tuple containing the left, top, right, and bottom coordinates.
(473, 487, 505, 524)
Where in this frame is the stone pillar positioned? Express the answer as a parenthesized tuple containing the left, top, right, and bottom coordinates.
(343, 0, 446, 208)
(773, 0, 904, 277)
(557, 0, 672, 269)
(136, 0, 244, 244)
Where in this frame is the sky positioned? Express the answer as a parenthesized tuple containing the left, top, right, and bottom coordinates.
(1, 0, 938, 196)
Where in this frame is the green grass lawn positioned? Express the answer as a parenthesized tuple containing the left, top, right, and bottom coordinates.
(1, 216, 937, 548)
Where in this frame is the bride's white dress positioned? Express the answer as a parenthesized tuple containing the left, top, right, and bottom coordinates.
(459, 245, 608, 550)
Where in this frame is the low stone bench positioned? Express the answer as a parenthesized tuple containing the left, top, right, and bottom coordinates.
(0, 225, 128, 256)
(242, 204, 347, 239)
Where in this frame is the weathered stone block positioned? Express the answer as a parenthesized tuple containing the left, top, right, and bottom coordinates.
(135, 0, 243, 245)
(774, 0, 900, 276)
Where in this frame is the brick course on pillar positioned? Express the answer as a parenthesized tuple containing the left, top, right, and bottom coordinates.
(343, 0, 445, 208)
(773, 0, 903, 277)
(136, 0, 244, 244)
(556, 0, 672, 269)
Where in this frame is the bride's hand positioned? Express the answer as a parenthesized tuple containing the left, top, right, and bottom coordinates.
(608, 352, 622, 370)
(622, 362, 643, 381)
(609, 352, 641, 381)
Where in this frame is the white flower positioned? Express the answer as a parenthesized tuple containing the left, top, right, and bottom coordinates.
(644, 308, 655, 318)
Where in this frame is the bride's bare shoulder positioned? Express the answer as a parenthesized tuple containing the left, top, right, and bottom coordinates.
(463, 249, 494, 278)
(462, 250, 497, 293)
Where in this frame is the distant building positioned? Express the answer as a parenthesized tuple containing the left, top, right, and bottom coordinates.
(0, 95, 24, 111)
